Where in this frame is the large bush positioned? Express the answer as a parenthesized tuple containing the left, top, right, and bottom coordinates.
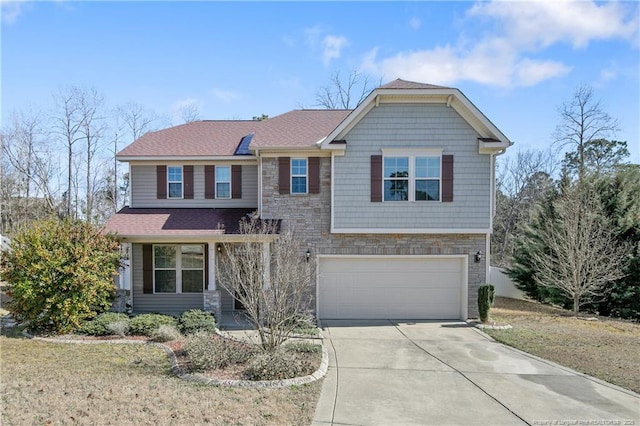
(184, 332, 255, 371)
(1, 219, 121, 333)
(129, 313, 177, 337)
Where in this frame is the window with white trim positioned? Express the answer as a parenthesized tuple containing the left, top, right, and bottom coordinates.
(153, 244, 204, 293)
(291, 158, 308, 194)
(215, 166, 231, 199)
(167, 166, 183, 198)
(383, 155, 441, 202)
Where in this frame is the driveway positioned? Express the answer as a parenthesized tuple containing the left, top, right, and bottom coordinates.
(312, 320, 640, 426)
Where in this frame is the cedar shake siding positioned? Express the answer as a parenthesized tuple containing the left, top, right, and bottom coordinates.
(332, 103, 491, 230)
(131, 164, 258, 208)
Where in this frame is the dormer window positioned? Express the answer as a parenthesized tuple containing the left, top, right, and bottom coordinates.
(167, 166, 183, 199)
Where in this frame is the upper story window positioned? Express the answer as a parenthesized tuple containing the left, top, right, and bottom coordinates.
(153, 244, 204, 294)
(167, 166, 183, 198)
(215, 166, 231, 199)
(291, 158, 308, 194)
(383, 155, 441, 202)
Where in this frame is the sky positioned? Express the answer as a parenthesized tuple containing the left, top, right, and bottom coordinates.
(2, 0, 639, 163)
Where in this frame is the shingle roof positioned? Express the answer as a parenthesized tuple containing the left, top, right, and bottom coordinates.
(117, 110, 351, 157)
(379, 79, 451, 90)
(103, 207, 256, 237)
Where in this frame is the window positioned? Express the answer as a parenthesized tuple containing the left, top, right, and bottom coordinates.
(383, 155, 440, 202)
(415, 157, 440, 201)
(167, 166, 183, 198)
(291, 158, 307, 194)
(215, 166, 231, 199)
(153, 244, 204, 293)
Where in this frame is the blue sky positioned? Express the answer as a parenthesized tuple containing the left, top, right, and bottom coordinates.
(2, 1, 639, 162)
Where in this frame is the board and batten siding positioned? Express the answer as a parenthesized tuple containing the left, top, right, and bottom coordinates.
(333, 103, 491, 230)
(131, 243, 203, 315)
(130, 164, 258, 208)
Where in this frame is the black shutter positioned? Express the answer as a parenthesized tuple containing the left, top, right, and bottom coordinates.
(370, 155, 382, 202)
(142, 244, 153, 294)
(442, 155, 454, 202)
(156, 166, 167, 199)
(278, 157, 290, 194)
(183, 165, 194, 199)
(308, 157, 320, 194)
(231, 165, 242, 199)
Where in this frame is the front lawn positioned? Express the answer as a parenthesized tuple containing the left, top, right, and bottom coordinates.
(0, 333, 321, 425)
(484, 297, 640, 393)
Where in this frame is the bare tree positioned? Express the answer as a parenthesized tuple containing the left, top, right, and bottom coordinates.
(179, 103, 201, 123)
(529, 183, 628, 314)
(216, 216, 314, 351)
(493, 149, 557, 266)
(315, 70, 378, 109)
(554, 85, 619, 179)
(52, 87, 84, 218)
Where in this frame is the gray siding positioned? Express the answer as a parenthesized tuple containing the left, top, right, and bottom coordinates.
(130, 164, 258, 208)
(333, 103, 491, 230)
(131, 244, 203, 315)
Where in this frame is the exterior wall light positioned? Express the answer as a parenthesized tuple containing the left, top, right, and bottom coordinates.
(217, 244, 222, 253)
(306, 249, 311, 262)
(474, 251, 482, 263)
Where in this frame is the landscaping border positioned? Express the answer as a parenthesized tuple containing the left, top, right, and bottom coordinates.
(21, 328, 328, 388)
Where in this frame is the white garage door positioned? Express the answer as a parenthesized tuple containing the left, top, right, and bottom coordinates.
(318, 256, 465, 320)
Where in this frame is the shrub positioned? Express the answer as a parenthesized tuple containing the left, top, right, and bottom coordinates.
(151, 324, 182, 342)
(478, 284, 496, 323)
(177, 310, 216, 335)
(1, 219, 121, 333)
(285, 341, 321, 354)
(106, 321, 129, 337)
(244, 349, 306, 381)
(184, 332, 255, 371)
(79, 313, 130, 336)
(129, 314, 176, 337)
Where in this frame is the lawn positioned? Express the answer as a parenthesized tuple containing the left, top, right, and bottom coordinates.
(484, 297, 640, 394)
(0, 330, 321, 425)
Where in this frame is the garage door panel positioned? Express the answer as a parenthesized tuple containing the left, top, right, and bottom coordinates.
(319, 257, 464, 320)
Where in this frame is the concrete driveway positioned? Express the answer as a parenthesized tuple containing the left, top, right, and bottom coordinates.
(313, 320, 640, 426)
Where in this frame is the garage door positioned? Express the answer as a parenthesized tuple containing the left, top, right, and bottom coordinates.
(318, 256, 465, 320)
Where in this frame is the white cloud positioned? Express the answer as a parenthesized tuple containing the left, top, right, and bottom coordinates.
(322, 35, 348, 66)
(409, 17, 421, 30)
(211, 88, 240, 103)
(361, 0, 635, 89)
(468, 0, 639, 49)
(1, 0, 30, 24)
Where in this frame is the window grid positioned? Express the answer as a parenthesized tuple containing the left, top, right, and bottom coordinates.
(167, 166, 183, 199)
(291, 158, 308, 194)
(215, 166, 231, 199)
(383, 156, 441, 202)
(153, 244, 204, 294)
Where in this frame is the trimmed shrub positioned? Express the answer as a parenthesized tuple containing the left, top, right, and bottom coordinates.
(184, 332, 255, 371)
(79, 313, 130, 336)
(151, 324, 182, 342)
(129, 314, 176, 337)
(177, 310, 216, 335)
(106, 321, 129, 337)
(478, 284, 496, 323)
(244, 349, 306, 381)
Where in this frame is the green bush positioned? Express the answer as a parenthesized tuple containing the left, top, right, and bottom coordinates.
(106, 321, 129, 337)
(285, 342, 321, 354)
(177, 309, 216, 335)
(79, 313, 131, 336)
(478, 284, 496, 323)
(244, 349, 306, 381)
(184, 332, 255, 371)
(129, 314, 176, 337)
(151, 324, 182, 342)
(1, 219, 121, 333)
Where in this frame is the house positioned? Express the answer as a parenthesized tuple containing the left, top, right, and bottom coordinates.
(104, 79, 512, 320)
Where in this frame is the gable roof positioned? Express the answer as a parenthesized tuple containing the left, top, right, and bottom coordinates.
(379, 79, 451, 90)
(117, 110, 351, 159)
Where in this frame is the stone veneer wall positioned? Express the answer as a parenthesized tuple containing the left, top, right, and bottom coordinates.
(261, 157, 486, 318)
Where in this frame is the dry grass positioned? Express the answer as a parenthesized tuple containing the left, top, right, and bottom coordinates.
(485, 297, 640, 393)
(0, 332, 321, 425)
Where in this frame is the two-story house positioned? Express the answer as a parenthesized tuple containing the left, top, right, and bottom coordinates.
(105, 79, 512, 321)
